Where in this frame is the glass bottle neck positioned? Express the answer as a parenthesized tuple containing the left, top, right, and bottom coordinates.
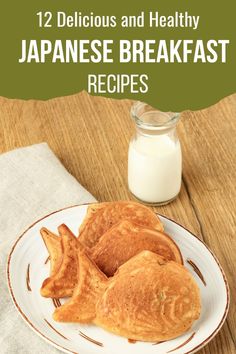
(135, 125, 178, 141)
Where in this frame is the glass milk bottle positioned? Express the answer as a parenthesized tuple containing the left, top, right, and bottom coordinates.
(128, 102, 182, 205)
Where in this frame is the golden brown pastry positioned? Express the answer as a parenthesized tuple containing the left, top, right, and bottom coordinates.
(91, 220, 183, 276)
(40, 224, 80, 298)
(53, 249, 201, 342)
(79, 201, 164, 248)
(53, 248, 107, 323)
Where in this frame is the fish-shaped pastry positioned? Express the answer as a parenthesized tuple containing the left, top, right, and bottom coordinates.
(90, 220, 183, 276)
(79, 201, 164, 248)
(53, 249, 201, 342)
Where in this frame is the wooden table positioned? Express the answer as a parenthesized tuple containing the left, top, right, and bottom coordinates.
(0, 92, 235, 353)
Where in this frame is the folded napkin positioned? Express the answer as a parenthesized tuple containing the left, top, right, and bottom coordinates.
(0, 143, 96, 354)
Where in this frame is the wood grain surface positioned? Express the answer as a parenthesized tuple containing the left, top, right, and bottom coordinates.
(0, 91, 235, 353)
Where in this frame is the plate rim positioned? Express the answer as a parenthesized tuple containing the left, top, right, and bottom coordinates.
(6, 203, 230, 354)
(158, 213, 230, 353)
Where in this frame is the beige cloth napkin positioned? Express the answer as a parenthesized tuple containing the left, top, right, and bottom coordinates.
(0, 143, 96, 353)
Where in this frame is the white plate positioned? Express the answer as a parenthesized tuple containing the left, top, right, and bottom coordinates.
(7, 204, 229, 354)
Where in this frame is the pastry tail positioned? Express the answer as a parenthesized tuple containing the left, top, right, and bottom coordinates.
(40, 227, 62, 276)
(53, 245, 108, 323)
(40, 226, 78, 298)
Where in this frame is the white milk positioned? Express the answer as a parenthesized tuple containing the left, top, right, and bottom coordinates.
(128, 135, 182, 203)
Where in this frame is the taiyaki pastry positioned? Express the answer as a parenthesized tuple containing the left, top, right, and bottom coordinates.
(79, 201, 164, 248)
(53, 249, 201, 342)
(90, 220, 183, 276)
